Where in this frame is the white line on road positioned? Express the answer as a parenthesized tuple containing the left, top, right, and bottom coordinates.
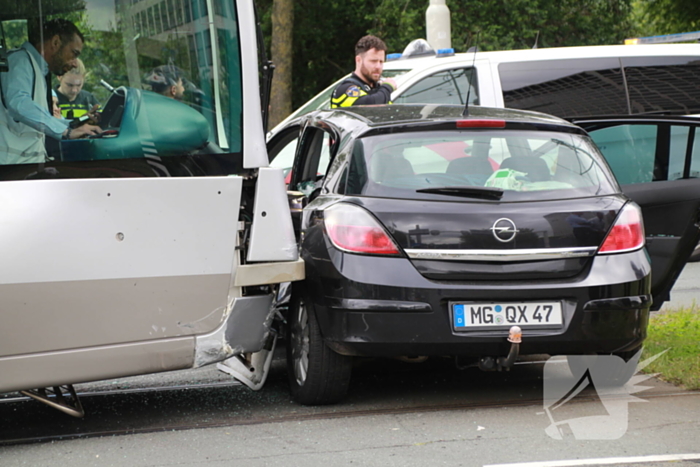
(484, 453, 700, 467)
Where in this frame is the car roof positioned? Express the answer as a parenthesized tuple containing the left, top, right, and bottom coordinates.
(383, 43, 700, 72)
(307, 104, 585, 135)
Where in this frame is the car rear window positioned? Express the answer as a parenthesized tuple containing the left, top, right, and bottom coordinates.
(344, 130, 619, 201)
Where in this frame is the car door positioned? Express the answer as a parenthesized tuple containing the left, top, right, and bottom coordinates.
(288, 126, 338, 195)
(574, 116, 700, 310)
(269, 122, 341, 236)
(268, 122, 302, 183)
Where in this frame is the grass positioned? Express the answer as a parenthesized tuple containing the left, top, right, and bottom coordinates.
(641, 306, 700, 390)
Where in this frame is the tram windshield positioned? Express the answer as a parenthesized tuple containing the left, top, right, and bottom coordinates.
(0, 0, 243, 166)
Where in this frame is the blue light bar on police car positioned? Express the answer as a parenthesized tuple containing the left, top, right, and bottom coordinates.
(624, 31, 700, 45)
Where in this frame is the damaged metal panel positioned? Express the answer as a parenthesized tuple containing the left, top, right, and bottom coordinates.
(217, 336, 277, 390)
(233, 258, 305, 287)
(194, 294, 275, 367)
(246, 167, 299, 262)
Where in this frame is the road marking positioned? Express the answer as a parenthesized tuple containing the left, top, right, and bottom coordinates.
(484, 453, 700, 467)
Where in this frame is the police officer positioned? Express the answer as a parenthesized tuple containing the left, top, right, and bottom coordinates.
(55, 58, 100, 121)
(331, 35, 397, 108)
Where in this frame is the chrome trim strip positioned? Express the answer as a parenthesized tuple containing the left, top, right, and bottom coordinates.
(328, 298, 432, 312)
(404, 247, 597, 262)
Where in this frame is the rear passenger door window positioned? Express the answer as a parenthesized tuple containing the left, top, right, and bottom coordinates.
(584, 121, 700, 183)
(585, 124, 658, 184)
(575, 117, 700, 310)
(267, 124, 301, 185)
(290, 127, 337, 198)
(395, 68, 479, 105)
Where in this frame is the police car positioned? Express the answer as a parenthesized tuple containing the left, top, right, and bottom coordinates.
(270, 38, 700, 136)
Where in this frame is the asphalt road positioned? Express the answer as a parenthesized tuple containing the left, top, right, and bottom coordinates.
(0, 357, 699, 466)
(1, 264, 699, 466)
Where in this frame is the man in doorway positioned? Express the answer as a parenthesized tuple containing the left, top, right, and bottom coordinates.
(55, 58, 100, 121)
(331, 35, 397, 109)
(0, 18, 102, 164)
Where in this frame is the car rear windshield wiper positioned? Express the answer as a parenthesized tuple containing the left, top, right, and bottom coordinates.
(416, 186, 504, 200)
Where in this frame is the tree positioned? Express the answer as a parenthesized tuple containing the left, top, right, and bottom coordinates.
(256, 0, 375, 110)
(635, 0, 700, 35)
(369, 0, 636, 52)
(269, 0, 294, 128)
(256, 0, 638, 111)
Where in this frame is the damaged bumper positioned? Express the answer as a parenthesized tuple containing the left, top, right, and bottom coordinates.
(194, 259, 305, 368)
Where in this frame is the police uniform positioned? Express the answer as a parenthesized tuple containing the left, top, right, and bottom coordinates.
(55, 88, 100, 120)
(330, 73, 394, 108)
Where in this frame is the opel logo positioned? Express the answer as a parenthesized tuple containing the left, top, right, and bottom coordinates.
(491, 218, 519, 243)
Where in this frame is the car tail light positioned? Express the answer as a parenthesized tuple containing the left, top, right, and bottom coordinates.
(599, 203, 645, 254)
(324, 203, 401, 255)
(456, 119, 506, 128)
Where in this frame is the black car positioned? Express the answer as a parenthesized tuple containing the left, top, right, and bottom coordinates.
(267, 105, 700, 405)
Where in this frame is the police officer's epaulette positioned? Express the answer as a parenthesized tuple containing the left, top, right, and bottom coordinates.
(344, 75, 372, 93)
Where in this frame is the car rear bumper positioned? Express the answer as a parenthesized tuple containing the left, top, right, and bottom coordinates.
(304, 248, 652, 358)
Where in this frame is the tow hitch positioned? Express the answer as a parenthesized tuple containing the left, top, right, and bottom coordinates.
(478, 326, 522, 371)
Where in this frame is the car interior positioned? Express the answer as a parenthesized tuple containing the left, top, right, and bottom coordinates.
(362, 131, 607, 194)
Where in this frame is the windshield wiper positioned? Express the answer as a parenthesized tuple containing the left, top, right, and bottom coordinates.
(416, 186, 504, 200)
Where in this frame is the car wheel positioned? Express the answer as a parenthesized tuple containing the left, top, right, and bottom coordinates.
(286, 290, 352, 405)
(566, 347, 642, 387)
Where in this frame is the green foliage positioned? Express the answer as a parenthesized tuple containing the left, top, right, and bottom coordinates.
(291, 0, 372, 109)
(256, 0, 638, 111)
(371, 0, 636, 52)
(79, 29, 132, 103)
(2, 20, 28, 49)
(366, 0, 425, 53)
(635, 0, 700, 36)
(256, 0, 375, 109)
(642, 307, 700, 390)
(0, 0, 85, 21)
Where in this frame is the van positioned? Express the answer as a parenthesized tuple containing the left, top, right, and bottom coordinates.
(272, 42, 700, 137)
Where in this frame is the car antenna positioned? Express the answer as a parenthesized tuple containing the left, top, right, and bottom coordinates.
(463, 31, 480, 117)
(532, 31, 540, 49)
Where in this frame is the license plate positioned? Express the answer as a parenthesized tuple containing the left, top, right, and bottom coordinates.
(452, 302, 563, 330)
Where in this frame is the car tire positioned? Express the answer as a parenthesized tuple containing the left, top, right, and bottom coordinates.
(286, 289, 352, 405)
(566, 347, 642, 387)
